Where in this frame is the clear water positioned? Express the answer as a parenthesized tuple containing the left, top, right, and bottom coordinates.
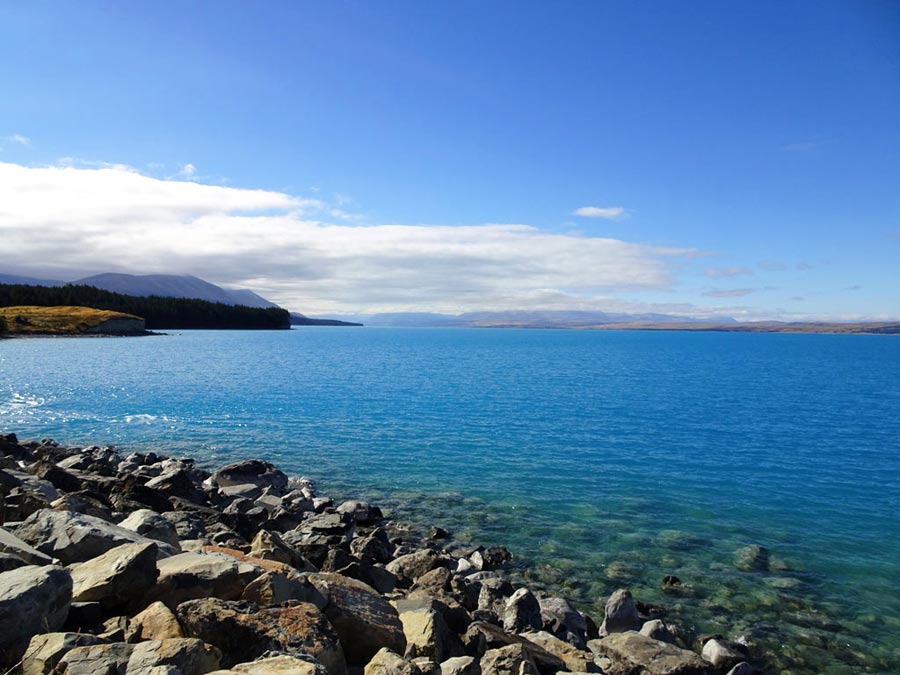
(1, 328, 898, 673)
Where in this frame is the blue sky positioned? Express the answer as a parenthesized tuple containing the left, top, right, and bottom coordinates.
(1, 1, 898, 318)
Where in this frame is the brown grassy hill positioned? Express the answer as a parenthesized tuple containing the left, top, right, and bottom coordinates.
(0, 306, 146, 336)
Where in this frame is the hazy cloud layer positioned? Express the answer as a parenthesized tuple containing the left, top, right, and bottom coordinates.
(705, 266, 752, 279)
(703, 288, 757, 298)
(0, 161, 699, 314)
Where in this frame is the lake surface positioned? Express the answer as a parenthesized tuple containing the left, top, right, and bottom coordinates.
(2, 328, 899, 673)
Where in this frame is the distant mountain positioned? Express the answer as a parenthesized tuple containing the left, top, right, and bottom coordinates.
(0, 273, 65, 287)
(290, 312, 363, 327)
(327, 310, 734, 328)
(74, 273, 279, 308)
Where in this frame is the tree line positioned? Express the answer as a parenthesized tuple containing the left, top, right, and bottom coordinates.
(0, 284, 290, 330)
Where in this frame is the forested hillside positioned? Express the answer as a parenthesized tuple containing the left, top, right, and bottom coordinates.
(0, 284, 290, 330)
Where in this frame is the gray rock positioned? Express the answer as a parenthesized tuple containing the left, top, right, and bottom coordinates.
(336, 500, 381, 524)
(386, 549, 447, 587)
(640, 620, 676, 644)
(213, 459, 289, 492)
(21, 632, 105, 675)
(441, 655, 481, 675)
(0, 525, 55, 565)
(538, 596, 588, 650)
(0, 565, 72, 664)
(56, 642, 134, 674)
(13, 509, 176, 564)
(161, 510, 208, 540)
(0, 551, 29, 572)
(701, 638, 745, 670)
(587, 632, 710, 675)
(725, 663, 753, 675)
(119, 509, 181, 548)
(462, 622, 565, 675)
(480, 644, 538, 675)
(477, 577, 514, 614)
(308, 572, 406, 665)
(598, 589, 640, 636)
(70, 541, 159, 610)
(517, 632, 595, 673)
(502, 588, 542, 633)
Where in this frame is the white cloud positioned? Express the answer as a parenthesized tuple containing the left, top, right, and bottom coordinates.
(0, 160, 699, 313)
(572, 206, 626, 219)
(179, 163, 196, 177)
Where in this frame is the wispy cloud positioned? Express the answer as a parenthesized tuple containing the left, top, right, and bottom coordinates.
(0, 160, 698, 314)
(758, 260, 787, 271)
(572, 206, 626, 220)
(705, 266, 752, 279)
(178, 163, 196, 177)
(703, 288, 757, 298)
(5, 134, 30, 147)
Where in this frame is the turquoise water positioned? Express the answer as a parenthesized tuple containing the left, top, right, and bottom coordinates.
(2, 328, 899, 673)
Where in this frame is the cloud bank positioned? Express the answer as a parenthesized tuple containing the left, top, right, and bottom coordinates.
(0, 161, 699, 313)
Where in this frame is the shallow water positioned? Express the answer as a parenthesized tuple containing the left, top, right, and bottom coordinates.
(2, 328, 899, 673)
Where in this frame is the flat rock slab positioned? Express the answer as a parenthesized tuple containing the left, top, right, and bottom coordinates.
(0, 564, 72, 665)
(309, 572, 406, 666)
(14, 509, 176, 565)
(21, 632, 106, 675)
(213, 654, 329, 675)
(0, 526, 55, 565)
(588, 632, 711, 675)
(177, 597, 347, 675)
(144, 551, 263, 609)
(70, 541, 159, 610)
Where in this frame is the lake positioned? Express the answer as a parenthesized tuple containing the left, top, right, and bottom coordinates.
(2, 328, 898, 673)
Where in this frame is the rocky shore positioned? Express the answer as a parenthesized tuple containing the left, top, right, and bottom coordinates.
(0, 433, 758, 675)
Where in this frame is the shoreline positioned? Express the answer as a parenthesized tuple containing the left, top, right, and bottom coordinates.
(0, 432, 761, 675)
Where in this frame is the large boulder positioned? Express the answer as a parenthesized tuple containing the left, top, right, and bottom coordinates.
(56, 642, 134, 675)
(700, 638, 746, 671)
(480, 644, 538, 675)
(440, 655, 481, 675)
(21, 632, 105, 675)
(393, 595, 462, 662)
(177, 597, 347, 675)
(125, 637, 222, 674)
(462, 623, 564, 675)
(502, 588, 542, 633)
(118, 509, 181, 548)
(144, 551, 263, 609)
(538, 596, 588, 649)
(0, 565, 72, 664)
(588, 632, 710, 675)
(309, 572, 406, 665)
(70, 541, 159, 610)
(598, 589, 641, 636)
(241, 570, 327, 608)
(249, 529, 317, 572)
(0, 526, 55, 565)
(131, 601, 185, 640)
(13, 509, 176, 564)
(213, 459, 289, 491)
(387, 549, 447, 587)
(364, 648, 421, 675)
(519, 631, 595, 672)
(224, 654, 329, 675)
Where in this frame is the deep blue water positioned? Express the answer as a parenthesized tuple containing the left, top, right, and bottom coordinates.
(2, 328, 899, 673)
